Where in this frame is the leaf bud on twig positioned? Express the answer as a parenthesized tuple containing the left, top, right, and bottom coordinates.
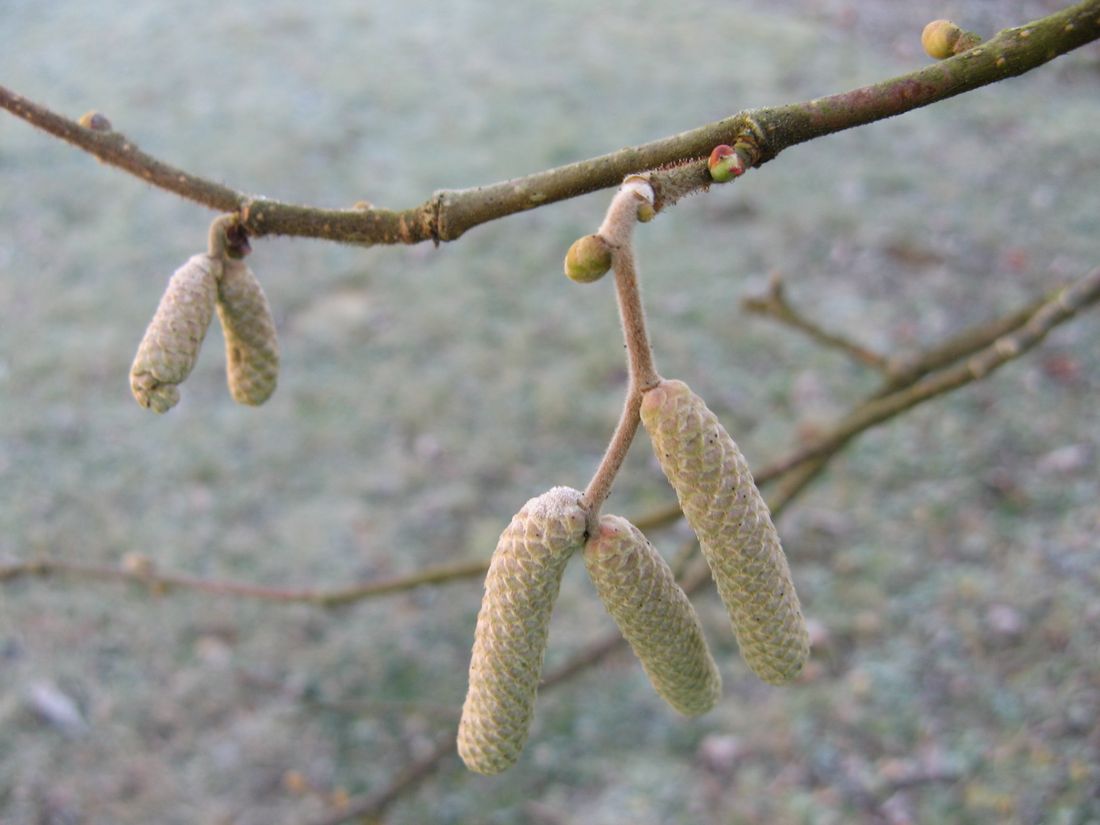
(564, 233, 613, 283)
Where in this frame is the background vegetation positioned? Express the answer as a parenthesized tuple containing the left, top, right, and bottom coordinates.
(2, 1, 1098, 823)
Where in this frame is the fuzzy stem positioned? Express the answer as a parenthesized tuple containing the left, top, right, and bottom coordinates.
(581, 182, 661, 526)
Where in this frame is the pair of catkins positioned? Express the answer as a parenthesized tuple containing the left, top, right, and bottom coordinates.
(129, 217, 278, 412)
(458, 378, 810, 775)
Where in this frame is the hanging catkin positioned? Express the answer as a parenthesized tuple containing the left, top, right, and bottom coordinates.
(458, 487, 588, 775)
(640, 379, 810, 685)
(129, 254, 220, 413)
(215, 258, 279, 405)
(585, 514, 721, 715)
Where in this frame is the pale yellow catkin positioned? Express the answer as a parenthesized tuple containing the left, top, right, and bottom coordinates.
(585, 514, 721, 715)
(640, 379, 810, 685)
(215, 259, 279, 405)
(458, 487, 588, 775)
(129, 254, 220, 413)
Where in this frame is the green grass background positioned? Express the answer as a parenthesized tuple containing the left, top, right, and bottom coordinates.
(2, 2, 1099, 823)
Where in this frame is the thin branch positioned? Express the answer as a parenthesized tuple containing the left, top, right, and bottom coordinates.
(878, 295, 1047, 395)
(0, 556, 488, 606)
(3, 2, 1098, 245)
(309, 735, 457, 825)
(758, 265, 1100, 479)
(742, 273, 889, 372)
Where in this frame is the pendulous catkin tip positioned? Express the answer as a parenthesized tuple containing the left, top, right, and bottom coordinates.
(129, 254, 220, 413)
(640, 379, 810, 685)
(585, 515, 721, 715)
(215, 259, 279, 406)
(458, 487, 588, 775)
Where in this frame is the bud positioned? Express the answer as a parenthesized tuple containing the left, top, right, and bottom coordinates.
(564, 234, 613, 283)
(920, 19, 979, 59)
(708, 145, 744, 183)
(77, 110, 112, 132)
(215, 259, 279, 405)
(640, 379, 810, 685)
(458, 487, 588, 775)
(585, 515, 721, 715)
(130, 254, 220, 413)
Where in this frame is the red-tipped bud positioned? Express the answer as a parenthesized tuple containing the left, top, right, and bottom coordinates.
(708, 145, 744, 183)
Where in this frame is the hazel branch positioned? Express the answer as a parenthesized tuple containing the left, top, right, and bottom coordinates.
(742, 272, 890, 371)
(758, 265, 1100, 479)
(0, 556, 489, 606)
(878, 296, 1047, 395)
(4, 2, 1098, 246)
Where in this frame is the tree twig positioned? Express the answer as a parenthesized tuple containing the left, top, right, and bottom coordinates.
(878, 296, 1047, 395)
(757, 265, 1100, 479)
(3, 2, 1097, 245)
(742, 272, 889, 372)
(0, 556, 489, 606)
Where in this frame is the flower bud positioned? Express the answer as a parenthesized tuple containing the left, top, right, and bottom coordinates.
(458, 487, 588, 775)
(708, 145, 744, 183)
(640, 379, 810, 685)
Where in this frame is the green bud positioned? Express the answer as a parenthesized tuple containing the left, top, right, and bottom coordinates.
(564, 234, 613, 284)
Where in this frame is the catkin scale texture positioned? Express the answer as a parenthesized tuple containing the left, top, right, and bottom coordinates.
(585, 515, 721, 715)
(216, 259, 279, 405)
(129, 254, 220, 413)
(458, 487, 587, 775)
(640, 379, 810, 684)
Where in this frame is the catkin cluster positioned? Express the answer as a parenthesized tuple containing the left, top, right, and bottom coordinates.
(129, 218, 278, 411)
(640, 379, 810, 684)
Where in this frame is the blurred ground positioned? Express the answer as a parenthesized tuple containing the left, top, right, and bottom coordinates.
(2, 2, 1099, 824)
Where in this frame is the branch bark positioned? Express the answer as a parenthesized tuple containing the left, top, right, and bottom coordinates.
(2, 1, 1097, 246)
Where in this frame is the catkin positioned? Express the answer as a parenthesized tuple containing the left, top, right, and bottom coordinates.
(129, 254, 220, 413)
(585, 515, 721, 715)
(215, 259, 279, 405)
(458, 487, 588, 775)
(640, 379, 810, 685)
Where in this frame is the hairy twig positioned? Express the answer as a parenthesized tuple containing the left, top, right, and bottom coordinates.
(758, 265, 1100, 479)
(582, 180, 660, 527)
(3, 2, 1098, 245)
(743, 272, 889, 371)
